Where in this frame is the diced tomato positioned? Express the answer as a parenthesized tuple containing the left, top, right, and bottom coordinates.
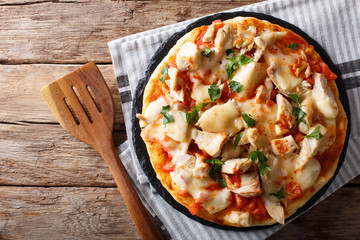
(177, 189, 188, 197)
(320, 62, 337, 81)
(219, 82, 232, 102)
(195, 26, 208, 47)
(188, 198, 202, 215)
(266, 99, 275, 107)
(294, 132, 305, 143)
(306, 77, 315, 85)
(212, 19, 224, 28)
(162, 162, 176, 173)
(226, 174, 242, 188)
(286, 181, 303, 200)
(206, 183, 223, 191)
(252, 198, 267, 216)
(167, 62, 177, 69)
(270, 89, 278, 101)
(234, 194, 248, 209)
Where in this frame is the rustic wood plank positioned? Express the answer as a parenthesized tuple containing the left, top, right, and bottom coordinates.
(0, 123, 127, 186)
(0, 64, 125, 130)
(270, 186, 360, 240)
(0, 0, 264, 64)
(0, 185, 359, 240)
(0, 186, 141, 240)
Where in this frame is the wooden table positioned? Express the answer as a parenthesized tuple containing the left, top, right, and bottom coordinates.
(1, 0, 359, 239)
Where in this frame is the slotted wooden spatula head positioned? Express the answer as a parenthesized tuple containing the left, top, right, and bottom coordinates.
(40, 62, 115, 149)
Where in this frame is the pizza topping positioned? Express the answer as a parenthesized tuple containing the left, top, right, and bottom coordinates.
(275, 94, 295, 135)
(162, 162, 176, 172)
(221, 141, 243, 161)
(181, 102, 208, 124)
(224, 211, 251, 226)
(202, 24, 216, 43)
(221, 158, 252, 174)
(267, 62, 302, 93)
(197, 100, 244, 135)
(285, 182, 303, 200)
(269, 187, 287, 199)
(176, 42, 202, 71)
(288, 43, 299, 50)
(304, 126, 323, 140)
(271, 135, 298, 156)
(208, 82, 221, 101)
(167, 67, 185, 102)
(224, 168, 262, 197)
(248, 150, 270, 176)
(241, 112, 256, 128)
(164, 111, 189, 142)
(226, 54, 254, 80)
(193, 130, 227, 157)
(229, 81, 243, 93)
(160, 105, 174, 126)
(159, 65, 168, 83)
(202, 47, 215, 60)
(262, 194, 285, 224)
(233, 131, 243, 148)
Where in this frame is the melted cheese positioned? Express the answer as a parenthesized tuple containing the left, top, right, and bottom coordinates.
(165, 110, 189, 142)
(191, 84, 211, 104)
(176, 42, 202, 71)
(197, 100, 244, 135)
(143, 97, 168, 124)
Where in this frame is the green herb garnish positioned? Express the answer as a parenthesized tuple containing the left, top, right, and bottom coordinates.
(160, 105, 174, 126)
(208, 83, 220, 101)
(202, 47, 214, 60)
(159, 65, 168, 83)
(288, 94, 307, 126)
(233, 131, 243, 148)
(270, 187, 287, 199)
(288, 94, 302, 106)
(288, 43, 299, 50)
(248, 150, 270, 175)
(226, 54, 254, 80)
(304, 126, 323, 140)
(226, 49, 235, 56)
(229, 81, 243, 93)
(241, 113, 256, 128)
(181, 103, 208, 124)
(204, 159, 226, 187)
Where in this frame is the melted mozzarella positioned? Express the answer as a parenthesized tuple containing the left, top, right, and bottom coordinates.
(197, 100, 244, 135)
(143, 97, 168, 124)
(164, 110, 189, 142)
(176, 42, 202, 71)
(224, 211, 251, 226)
(191, 84, 211, 104)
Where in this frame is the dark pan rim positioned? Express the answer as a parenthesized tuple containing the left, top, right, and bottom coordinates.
(131, 11, 351, 231)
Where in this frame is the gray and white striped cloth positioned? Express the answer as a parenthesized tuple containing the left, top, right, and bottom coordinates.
(108, 0, 360, 239)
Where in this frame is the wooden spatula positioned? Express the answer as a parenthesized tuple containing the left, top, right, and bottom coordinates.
(40, 62, 164, 240)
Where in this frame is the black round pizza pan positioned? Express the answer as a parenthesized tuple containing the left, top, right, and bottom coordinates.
(131, 11, 351, 230)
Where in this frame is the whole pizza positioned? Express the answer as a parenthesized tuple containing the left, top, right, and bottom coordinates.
(136, 17, 347, 227)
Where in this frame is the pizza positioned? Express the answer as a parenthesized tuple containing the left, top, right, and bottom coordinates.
(136, 16, 347, 227)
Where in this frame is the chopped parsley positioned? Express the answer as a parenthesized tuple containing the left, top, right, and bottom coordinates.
(226, 54, 254, 80)
(288, 94, 307, 126)
(202, 47, 214, 60)
(160, 105, 174, 126)
(208, 83, 220, 101)
(248, 150, 270, 175)
(270, 187, 287, 199)
(226, 49, 235, 56)
(204, 159, 227, 188)
(229, 81, 243, 93)
(304, 126, 323, 140)
(181, 103, 208, 124)
(233, 131, 243, 148)
(288, 43, 299, 50)
(241, 113, 256, 128)
(159, 65, 168, 83)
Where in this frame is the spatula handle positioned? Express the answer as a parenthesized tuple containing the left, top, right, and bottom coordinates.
(99, 144, 164, 240)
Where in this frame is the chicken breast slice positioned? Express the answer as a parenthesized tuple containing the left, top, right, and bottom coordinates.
(224, 211, 251, 227)
(221, 141, 243, 161)
(176, 42, 202, 71)
(275, 94, 295, 136)
(224, 168, 262, 197)
(298, 124, 328, 167)
(262, 195, 285, 224)
(193, 129, 227, 157)
(271, 135, 298, 156)
(235, 128, 261, 150)
(167, 67, 185, 102)
(221, 158, 252, 174)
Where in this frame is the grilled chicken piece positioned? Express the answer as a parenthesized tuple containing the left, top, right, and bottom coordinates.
(298, 124, 328, 167)
(136, 97, 168, 124)
(167, 67, 185, 102)
(262, 195, 285, 224)
(193, 130, 227, 157)
(235, 128, 261, 150)
(202, 24, 216, 42)
(298, 94, 314, 134)
(214, 23, 234, 50)
(176, 42, 202, 71)
(221, 158, 252, 174)
(224, 211, 251, 227)
(312, 73, 339, 119)
(224, 167, 262, 197)
(275, 94, 295, 136)
(221, 142, 243, 161)
(271, 135, 298, 156)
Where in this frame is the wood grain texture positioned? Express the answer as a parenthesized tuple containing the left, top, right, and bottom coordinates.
(0, 64, 124, 130)
(0, 0, 264, 64)
(0, 123, 125, 186)
(0, 186, 141, 240)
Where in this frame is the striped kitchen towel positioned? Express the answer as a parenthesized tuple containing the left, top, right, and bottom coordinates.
(108, 0, 360, 239)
